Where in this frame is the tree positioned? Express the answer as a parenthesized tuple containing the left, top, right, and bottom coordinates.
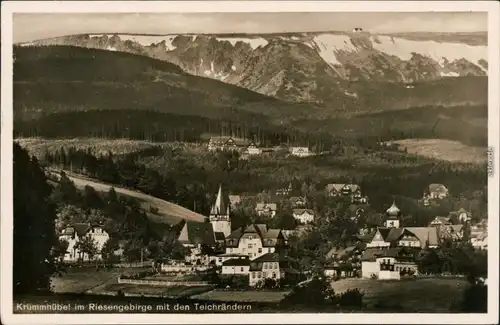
(75, 236, 98, 262)
(14, 143, 59, 294)
(101, 238, 120, 263)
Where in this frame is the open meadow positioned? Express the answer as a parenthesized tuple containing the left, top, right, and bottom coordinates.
(50, 267, 151, 294)
(191, 289, 291, 303)
(393, 139, 487, 164)
(330, 277, 469, 312)
(48, 170, 206, 225)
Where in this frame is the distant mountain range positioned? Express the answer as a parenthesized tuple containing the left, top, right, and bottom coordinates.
(19, 31, 488, 105)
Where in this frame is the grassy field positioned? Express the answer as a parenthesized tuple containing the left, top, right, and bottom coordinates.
(191, 289, 291, 303)
(331, 277, 469, 312)
(393, 139, 487, 164)
(50, 267, 150, 294)
(91, 283, 213, 298)
(49, 169, 206, 225)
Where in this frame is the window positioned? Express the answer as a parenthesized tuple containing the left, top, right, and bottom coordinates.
(240, 267, 244, 272)
(252, 272, 255, 278)
(263, 263, 267, 269)
(248, 243, 253, 249)
(263, 272, 267, 278)
(258, 248, 262, 253)
(249, 236, 253, 240)
(258, 272, 262, 278)
(272, 272, 277, 279)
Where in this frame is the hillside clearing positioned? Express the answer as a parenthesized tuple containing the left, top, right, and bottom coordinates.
(331, 277, 468, 312)
(49, 169, 206, 224)
(392, 139, 487, 164)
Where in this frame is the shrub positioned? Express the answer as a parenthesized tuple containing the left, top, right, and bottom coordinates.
(337, 288, 364, 308)
(458, 283, 487, 312)
(370, 273, 378, 280)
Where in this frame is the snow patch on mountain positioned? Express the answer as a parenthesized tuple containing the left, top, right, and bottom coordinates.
(371, 36, 487, 70)
(96, 34, 179, 50)
(309, 34, 356, 66)
(216, 37, 268, 50)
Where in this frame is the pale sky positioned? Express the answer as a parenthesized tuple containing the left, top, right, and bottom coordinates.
(14, 12, 487, 43)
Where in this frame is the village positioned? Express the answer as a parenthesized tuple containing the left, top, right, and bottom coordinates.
(54, 135, 488, 302)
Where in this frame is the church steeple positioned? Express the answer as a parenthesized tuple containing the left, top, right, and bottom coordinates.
(209, 184, 231, 238)
(210, 184, 229, 216)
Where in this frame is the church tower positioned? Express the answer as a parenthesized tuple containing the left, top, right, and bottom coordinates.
(209, 184, 232, 238)
(384, 200, 401, 228)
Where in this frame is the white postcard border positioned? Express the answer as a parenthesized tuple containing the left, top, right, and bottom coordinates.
(1, 1, 499, 324)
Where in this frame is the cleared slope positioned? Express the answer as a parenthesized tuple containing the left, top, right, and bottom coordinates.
(14, 45, 318, 121)
(48, 169, 206, 224)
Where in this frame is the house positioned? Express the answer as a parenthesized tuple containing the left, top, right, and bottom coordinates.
(59, 223, 110, 262)
(221, 257, 251, 275)
(248, 253, 301, 286)
(244, 141, 262, 156)
(289, 196, 306, 208)
(456, 208, 472, 223)
(289, 147, 311, 157)
(325, 183, 364, 203)
(361, 247, 418, 279)
(324, 262, 356, 278)
(471, 233, 488, 250)
(228, 195, 241, 210)
(424, 184, 449, 200)
(177, 221, 217, 265)
(225, 224, 286, 260)
(429, 216, 453, 227)
(352, 27, 363, 32)
(208, 136, 251, 152)
(437, 224, 465, 242)
(276, 183, 293, 196)
(211, 253, 249, 266)
(366, 226, 440, 249)
(255, 203, 278, 218)
(292, 209, 315, 224)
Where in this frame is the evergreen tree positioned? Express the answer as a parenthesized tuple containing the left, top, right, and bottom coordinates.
(13, 143, 59, 294)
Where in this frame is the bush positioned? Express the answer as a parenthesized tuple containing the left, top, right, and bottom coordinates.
(337, 289, 364, 308)
(458, 283, 487, 312)
(370, 273, 378, 280)
(218, 275, 249, 289)
(282, 277, 334, 307)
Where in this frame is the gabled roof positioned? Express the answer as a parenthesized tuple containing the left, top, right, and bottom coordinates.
(251, 252, 291, 263)
(60, 223, 102, 237)
(289, 196, 306, 203)
(325, 184, 345, 192)
(209, 136, 250, 147)
(428, 183, 448, 193)
(344, 184, 360, 192)
(222, 258, 251, 266)
(430, 216, 452, 225)
(405, 227, 439, 247)
(385, 227, 405, 242)
(255, 203, 277, 211)
(210, 184, 230, 215)
(292, 208, 314, 215)
(178, 222, 216, 246)
(263, 229, 281, 239)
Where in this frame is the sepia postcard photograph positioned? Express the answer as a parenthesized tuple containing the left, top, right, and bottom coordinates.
(1, 1, 499, 324)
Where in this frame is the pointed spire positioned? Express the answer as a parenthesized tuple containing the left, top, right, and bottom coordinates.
(210, 184, 228, 216)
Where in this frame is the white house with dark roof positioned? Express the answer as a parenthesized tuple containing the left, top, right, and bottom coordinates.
(248, 253, 301, 286)
(424, 183, 449, 200)
(244, 141, 262, 156)
(361, 247, 418, 279)
(177, 221, 217, 265)
(255, 203, 278, 218)
(59, 223, 110, 262)
(289, 147, 311, 157)
(224, 224, 285, 260)
(221, 257, 251, 275)
(429, 216, 453, 227)
(208, 136, 251, 152)
(289, 196, 306, 208)
(325, 183, 365, 203)
(292, 208, 315, 224)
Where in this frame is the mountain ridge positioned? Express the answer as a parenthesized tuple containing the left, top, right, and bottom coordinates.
(20, 31, 488, 105)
